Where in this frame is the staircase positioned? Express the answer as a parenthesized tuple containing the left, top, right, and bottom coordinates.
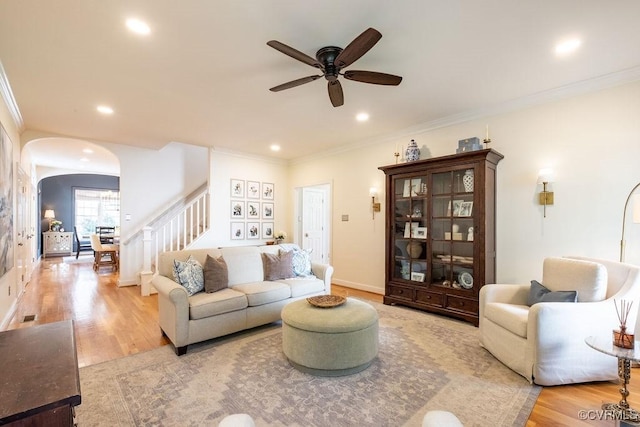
(137, 185, 210, 295)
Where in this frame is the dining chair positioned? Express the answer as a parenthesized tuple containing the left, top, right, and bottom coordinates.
(89, 234, 119, 271)
(73, 226, 92, 259)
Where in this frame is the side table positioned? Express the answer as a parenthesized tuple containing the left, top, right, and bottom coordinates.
(585, 335, 640, 423)
(0, 320, 81, 425)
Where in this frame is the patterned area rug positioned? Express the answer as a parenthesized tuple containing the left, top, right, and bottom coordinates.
(76, 301, 540, 426)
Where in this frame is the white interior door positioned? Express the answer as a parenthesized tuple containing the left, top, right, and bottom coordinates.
(16, 165, 28, 295)
(301, 185, 330, 264)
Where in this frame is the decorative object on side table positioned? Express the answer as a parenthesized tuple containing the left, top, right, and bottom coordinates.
(613, 299, 634, 349)
(51, 220, 63, 232)
(405, 139, 420, 162)
(274, 230, 287, 244)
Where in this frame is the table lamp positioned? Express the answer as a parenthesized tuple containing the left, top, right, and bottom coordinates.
(44, 209, 55, 231)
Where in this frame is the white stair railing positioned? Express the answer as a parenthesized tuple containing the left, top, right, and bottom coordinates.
(140, 187, 210, 296)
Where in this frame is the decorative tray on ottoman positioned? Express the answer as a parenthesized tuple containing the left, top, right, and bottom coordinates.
(307, 295, 346, 308)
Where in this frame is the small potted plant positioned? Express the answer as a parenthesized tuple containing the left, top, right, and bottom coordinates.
(274, 230, 287, 244)
(50, 220, 63, 232)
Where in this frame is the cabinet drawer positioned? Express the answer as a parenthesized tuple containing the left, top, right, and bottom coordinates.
(415, 290, 443, 306)
(387, 285, 413, 301)
(445, 295, 478, 314)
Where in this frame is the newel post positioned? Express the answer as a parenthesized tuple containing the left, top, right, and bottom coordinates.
(140, 226, 155, 296)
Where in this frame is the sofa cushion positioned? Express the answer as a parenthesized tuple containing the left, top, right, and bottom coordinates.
(204, 255, 228, 293)
(262, 251, 295, 280)
(276, 277, 325, 298)
(173, 255, 204, 296)
(221, 246, 264, 285)
(484, 302, 529, 338)
(189, 288, 248, 320)
(231, 281, 291, 306)
(542, 257, 607, 302)
(527, 280, 577, 306)
(159, 248, 223, 279)
(287, 248, 313, 277)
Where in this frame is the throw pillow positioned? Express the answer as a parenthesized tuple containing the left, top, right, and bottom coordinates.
(289, 248, 313, 277)
(173, 255, 204, 296)
(527, 280, 578, 306)
(262, 251, 295, 281)
(203, 255, 228, 293)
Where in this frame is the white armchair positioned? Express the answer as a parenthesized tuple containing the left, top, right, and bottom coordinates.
(479, 256, 640, 386)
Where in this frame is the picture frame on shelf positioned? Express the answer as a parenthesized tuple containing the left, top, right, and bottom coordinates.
(262, 182, 274, 200)
(230, 179, 245, 198)
(458, 201, 473, 217)
(230, 222, 245, 240)
(415, 227, 427, 239)
(231, 200, 245, 219)
(402, 178, 423, 197)
(262, 222, 274, 239)
(411, 272, 425, 282)
(262, 202, 274, 219)
(448, 199, 464, 217)
(404, 222, 418, 238)
(246, 201, 260, 219)
(246, 181, 260, 199)
(246, 222, 260, 239)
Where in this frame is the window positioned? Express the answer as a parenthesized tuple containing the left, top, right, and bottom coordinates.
(74, 189, 120, 237)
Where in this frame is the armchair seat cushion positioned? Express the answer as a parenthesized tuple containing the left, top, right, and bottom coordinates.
(231, 281, 291, 306)
(485, 302, 529, 338)
(189, 288, 248, 320)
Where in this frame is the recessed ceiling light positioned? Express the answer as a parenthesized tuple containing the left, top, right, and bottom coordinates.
(356, 112, 369, 122)
(270, 144, 281, 152)
(96, 105, 114, 115)
(555, 38, 581, 55)
(126, 18, 151, 35)
(82, 148, 93, 154)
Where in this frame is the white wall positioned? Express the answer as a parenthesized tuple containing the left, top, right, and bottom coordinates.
(0, 95, 21, 326)
(190, 149, 290, 249)
(290, 80, 640, 294)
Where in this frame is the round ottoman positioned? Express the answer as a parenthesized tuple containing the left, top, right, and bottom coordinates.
(281, 297, 379, 376)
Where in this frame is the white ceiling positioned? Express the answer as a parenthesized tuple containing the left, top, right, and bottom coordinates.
(1, 0, 640, 172)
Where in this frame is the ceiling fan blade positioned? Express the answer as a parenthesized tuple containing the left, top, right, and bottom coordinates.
(328, 80, 344, 107)
(334, 28, 382, 68)
(267, 40, 322, 68)
(269, 75, 322, 92)
(344, 70, 402, 86)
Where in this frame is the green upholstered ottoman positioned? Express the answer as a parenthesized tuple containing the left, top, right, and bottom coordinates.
(281, 297, 379, 376)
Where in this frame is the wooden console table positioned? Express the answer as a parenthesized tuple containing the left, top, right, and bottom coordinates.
(0, 320, 81, 426)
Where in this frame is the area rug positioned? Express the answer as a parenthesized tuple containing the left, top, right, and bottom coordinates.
(63, 254, 93, 264)
(76, 301, 540, 426)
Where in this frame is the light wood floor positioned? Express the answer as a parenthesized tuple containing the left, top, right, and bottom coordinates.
(4, 257, 640, 426)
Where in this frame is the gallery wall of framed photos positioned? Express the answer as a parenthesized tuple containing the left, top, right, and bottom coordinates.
(229, 179, 275, 241)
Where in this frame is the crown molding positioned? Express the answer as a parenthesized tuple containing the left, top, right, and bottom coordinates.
(0, 61, 24, 131)
(292, 66, 640, 165)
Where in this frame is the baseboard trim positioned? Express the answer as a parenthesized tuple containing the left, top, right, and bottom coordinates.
(332, 279, 384, 295)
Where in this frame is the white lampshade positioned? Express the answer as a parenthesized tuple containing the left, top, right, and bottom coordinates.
(537, 168, 555, 184)
(44, 209, 55, 219)
(369, 187, 378, 197)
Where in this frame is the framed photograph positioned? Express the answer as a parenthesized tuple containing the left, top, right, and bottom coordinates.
(246, 201, 260, 219)
(448, 199, 464, 217)
(415, 227, 428, 239)
(231, 179, 245, 198)
(230, 222, 245, 240)
(411, 272, 425, 282)
(231, 200, 245, 219)
(402, 178, 423, 197)
(262, 202, 274, 219)
(262, 182, 274, 200)
(458, 201, 473, 217)
(246, 181, 260, 199)
(262, 222, 274, 239)
(404, 222, 418, 238)
(246, 222, 260, 239)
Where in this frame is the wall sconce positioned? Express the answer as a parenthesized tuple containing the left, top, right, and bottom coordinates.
(537, 169, 555, 218)
(620, 183, 640, 262)
(370, 187, 381, 220)
(44, 209, 56, 231)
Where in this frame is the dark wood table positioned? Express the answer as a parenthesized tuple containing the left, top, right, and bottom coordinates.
(0, 320, 81, 426)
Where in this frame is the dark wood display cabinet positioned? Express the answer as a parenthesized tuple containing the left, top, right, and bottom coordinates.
(379, 149, 503, 325)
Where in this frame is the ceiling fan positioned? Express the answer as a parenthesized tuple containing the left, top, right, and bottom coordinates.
(267, 28, 402, 107)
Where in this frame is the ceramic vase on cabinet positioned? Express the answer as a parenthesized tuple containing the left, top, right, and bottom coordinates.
(463, 169, 474, 192)
(405, 139, 420, 162)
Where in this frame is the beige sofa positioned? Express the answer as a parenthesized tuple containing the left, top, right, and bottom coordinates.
(152, 245, 333, 355)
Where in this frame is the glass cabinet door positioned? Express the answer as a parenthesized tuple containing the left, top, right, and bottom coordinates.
(392, 174, 428, 283)
(429, 168, 475, 290)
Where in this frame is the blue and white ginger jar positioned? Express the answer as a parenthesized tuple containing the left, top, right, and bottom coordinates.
(405, 139, 420, 162)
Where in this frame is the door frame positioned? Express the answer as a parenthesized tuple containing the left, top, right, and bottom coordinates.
(294, 182, 331, 264)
